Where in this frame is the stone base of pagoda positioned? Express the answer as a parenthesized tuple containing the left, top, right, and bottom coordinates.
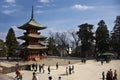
(28, 55, 45, 61)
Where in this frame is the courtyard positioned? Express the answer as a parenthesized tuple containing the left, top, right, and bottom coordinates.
(2, 57, 120, 80)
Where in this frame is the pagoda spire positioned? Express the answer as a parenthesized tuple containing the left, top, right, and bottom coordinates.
(31, 6, 34, 20)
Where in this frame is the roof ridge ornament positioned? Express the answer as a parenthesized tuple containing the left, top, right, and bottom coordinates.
(31, 6, 34, 20)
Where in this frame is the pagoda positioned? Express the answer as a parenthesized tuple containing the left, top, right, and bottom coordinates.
(17, 7, 47, 61)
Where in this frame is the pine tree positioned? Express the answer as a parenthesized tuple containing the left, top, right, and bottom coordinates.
(5, 28, 19, 57)
(0, 39, 8, 56)
(77, 23, 94, 57)
(111, 16, 120, 57)
(95, 20, 109, 54)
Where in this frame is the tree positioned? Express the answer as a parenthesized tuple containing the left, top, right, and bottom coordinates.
(77, 23, 94, 57)
(48, 32, 70, 57)
(111, 16, 120, 56)
(95, 20, 109, 54)
(55, 32, 70, 56)
(70, 31, 80, 57)
(47, 32, 58, 56)
(0, 39, 8, 56)
(5, 28, 19, 57)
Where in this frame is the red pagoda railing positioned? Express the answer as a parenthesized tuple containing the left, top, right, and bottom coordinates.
(28, 55, 45, 61)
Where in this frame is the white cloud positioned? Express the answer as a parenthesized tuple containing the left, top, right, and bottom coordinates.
(72, 4, 94, 10)
(1, 5, 10, 8)
(36, 5, 43, 8)
(38, 0, 50, 3)
(4, 0, 16, 3)
(2, 10, 15, 15)
(36, 10, 44, 14)
(2, 4, 16, 8)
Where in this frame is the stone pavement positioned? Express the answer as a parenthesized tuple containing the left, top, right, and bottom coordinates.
(6, 60, 120, 80)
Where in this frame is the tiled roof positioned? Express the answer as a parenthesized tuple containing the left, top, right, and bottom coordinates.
(18, 19, 46, 30)
(39, 41, 46, 45)
(17, 44, 47, 50)
(18, 34, 47, 39)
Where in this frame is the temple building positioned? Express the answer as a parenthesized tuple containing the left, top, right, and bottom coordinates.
(17, 7, 47, 61)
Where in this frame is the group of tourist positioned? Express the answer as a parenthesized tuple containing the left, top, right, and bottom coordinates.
(102, 69, 117, 80)
(81, 58, 87, 64)
(31, 62, 59, 74)
(66, 65, 74, 75)
(31, 63, 45, 73)
(100, 59, 111, 65)
(32, 62, 60, 80)
(14, 60, 118, 80)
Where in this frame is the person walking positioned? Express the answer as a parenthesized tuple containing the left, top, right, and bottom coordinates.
(102, 71, 105, 80)
(35, 63, 38, 72)
(109, 69, 113, 80)
(39, 64, 41, 73)
(48, 66, 51, 74)
(56, 62, 59, 69)
(66, 67, 68, 75)
(101, 60, 104, 65)
(68, 61, 70, 64)
(42, 64, 45, 73)
(48, 76, 52, 80)
(32, 72, 38, 80)
(106, 71, 110, 80)
(71, 65, 74, 73)
(69, 66, 71, 74)
(32, 63, 35, 71)
(15, 69, 20, 80)
(83, 58, 86, 64)
(19, 71, 22, 80)
(113, 70, 117, 80)
(58, 76, 61, 80)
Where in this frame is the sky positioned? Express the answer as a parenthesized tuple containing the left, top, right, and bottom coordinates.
(0, 0, 120, 41)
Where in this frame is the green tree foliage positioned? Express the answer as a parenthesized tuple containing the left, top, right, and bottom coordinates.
(95, 20, 109, 53)
(70, 31, 80, 57)
(5, 28, 19, 57)
(111, 16, 120, 55)
(77, 23, 94, 57)
(0, 39, 8, 56)
(47, 37, 58, 56)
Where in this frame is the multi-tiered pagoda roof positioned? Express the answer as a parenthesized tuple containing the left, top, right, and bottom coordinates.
(17, 7, 47, 60)
(18, 18, 46, 30)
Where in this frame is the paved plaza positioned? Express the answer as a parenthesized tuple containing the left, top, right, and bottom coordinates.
(2, 57, 119, 80)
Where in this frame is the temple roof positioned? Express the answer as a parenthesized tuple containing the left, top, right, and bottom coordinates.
(18, 34, 47, 40)
(39, 41, 46, 46)
(18, 6, 46, 30)
(17, 44, 47, 50)
(18, 19, 46, 30)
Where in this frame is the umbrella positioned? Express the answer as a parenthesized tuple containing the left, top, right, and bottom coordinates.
(0, 74, 15, 80)
(101, 53, 114, 56)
